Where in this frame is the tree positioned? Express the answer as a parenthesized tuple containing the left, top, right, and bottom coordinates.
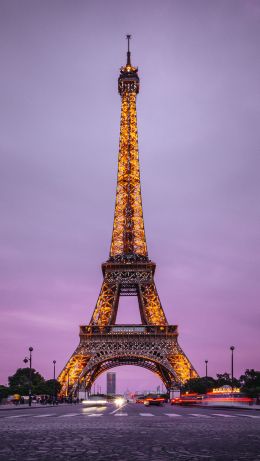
(215, 373, 240, 388)
(240, 369, 260, 398)
(42, 379, 62, 396)
(182, 377, 216, 394)
(8, 368, 45, 396)
(0, 385, 10, 402)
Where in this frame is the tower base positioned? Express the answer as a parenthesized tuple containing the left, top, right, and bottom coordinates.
(58, 325, 198, 395)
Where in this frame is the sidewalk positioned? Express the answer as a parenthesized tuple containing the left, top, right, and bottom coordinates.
(0, 403, 80, 411)
(195, 403, 260, 411)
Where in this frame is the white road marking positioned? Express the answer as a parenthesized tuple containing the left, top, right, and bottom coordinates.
(235, 414, 260, 419)
(110, 404, 127, 415)
(114, 413, 128, 416)
(5, 414, 31, 418)
(58, 413, 80, 417)
(33, 414, 54, 418)
(87, 414, 103, 417)
(211, 413, 236, 418)
(190, 413, 211, 418)
(165, 413, 182, 417)
(139, 413, 154, 416)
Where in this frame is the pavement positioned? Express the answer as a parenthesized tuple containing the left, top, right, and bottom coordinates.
(0, 403, 71, 411)
(0, 403, 260, 461)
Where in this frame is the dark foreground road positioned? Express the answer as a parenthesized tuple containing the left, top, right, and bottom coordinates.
(0, 403, 259, 461)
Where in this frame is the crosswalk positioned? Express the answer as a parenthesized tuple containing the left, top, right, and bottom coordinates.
(1, 412, 260, 419)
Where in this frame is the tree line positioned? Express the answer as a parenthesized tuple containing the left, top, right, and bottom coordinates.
(182, 369, 260, 397)
(0, 367, 259, 402)
(0, 368, 62, 402)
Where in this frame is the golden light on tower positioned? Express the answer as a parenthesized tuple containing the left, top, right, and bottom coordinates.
(110, 40, 147, 258)
(57, 36, 198, 396)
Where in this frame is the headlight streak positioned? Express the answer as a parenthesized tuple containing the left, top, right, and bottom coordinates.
(114, 397, 126, 407)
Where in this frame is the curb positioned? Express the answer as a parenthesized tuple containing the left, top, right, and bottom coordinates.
(0, 404, 81, 412)
(183, 404, 260, 412)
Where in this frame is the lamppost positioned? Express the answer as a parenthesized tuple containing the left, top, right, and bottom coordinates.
(205, 360, 208, 379)
(67, 371, 70, 399)
(53, 360, 56, 404)
(204, 360, 209, 393)
(230, 346, 235, 390)
(23, 347, 33, 407)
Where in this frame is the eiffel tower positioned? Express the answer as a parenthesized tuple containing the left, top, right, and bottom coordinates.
(58, 36, 198, 395)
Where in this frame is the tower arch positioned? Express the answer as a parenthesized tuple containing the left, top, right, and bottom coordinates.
(78, 353, 181, 393)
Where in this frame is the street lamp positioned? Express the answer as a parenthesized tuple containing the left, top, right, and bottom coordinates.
(204, 360, 209, 393)
(53, 360, 56, 404)
(67, 371, 70, 398)
(230, 346, 235, 390)
(205, 360, 208, 379)
(84, 379, 87, 400)
(77, 377, 80, 402)
(23, 346, 33, 407)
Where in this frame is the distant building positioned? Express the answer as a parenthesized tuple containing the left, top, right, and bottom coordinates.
(107, 372, 116, 395)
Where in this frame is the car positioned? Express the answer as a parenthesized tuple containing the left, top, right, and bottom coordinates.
(135, 395, 145, 404)
(170, 394, 203, 405)
(82, 395, 108, 406)
(113, 396, 126, 406)
(143, 395, 165, 406)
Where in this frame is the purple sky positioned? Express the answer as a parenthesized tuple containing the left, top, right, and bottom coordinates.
(0, 0, 259, 393)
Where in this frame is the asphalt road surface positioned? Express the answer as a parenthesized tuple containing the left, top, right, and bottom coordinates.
(0, 403, 259, 460)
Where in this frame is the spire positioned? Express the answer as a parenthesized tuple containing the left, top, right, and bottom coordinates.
(126, 34, 131, 66)
(118, 35, 139, 95)
(110, 38, 147, 260)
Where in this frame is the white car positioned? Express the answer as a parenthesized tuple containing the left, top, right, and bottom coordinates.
(82, 396, 108, 406)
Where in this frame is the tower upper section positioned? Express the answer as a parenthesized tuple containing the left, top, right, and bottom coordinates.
(109, 36, 148, 261)
(118, 35, 139, 95)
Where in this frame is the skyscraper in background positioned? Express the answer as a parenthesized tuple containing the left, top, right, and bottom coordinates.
(107, 372, 116, 395)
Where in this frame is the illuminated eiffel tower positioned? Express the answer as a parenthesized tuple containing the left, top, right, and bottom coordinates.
(58, 36, 198, 395)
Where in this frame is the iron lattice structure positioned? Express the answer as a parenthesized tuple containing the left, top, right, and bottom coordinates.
(58, 37, 198, 395)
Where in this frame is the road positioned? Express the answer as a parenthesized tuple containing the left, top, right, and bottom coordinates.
(0, 403, 259, 460)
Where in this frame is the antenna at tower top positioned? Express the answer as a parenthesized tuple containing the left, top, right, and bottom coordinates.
(126, 34, 131, 51)
(126, 34, 132, 66)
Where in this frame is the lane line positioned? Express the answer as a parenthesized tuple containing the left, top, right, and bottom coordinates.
(165, 413, 182, 417)
(211, 413, 236, 418)
(5, 414, 31, 418)
(58, 413, 80, 417)
(114, 413, 128, 417)
(110, 404, 127, 415)
(87, 414, 103, 417)
(33, 414, 54, 418)
(139, 413, 154, 417)
(235, 414, 260, 419)
(189, 413, 211, 418)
